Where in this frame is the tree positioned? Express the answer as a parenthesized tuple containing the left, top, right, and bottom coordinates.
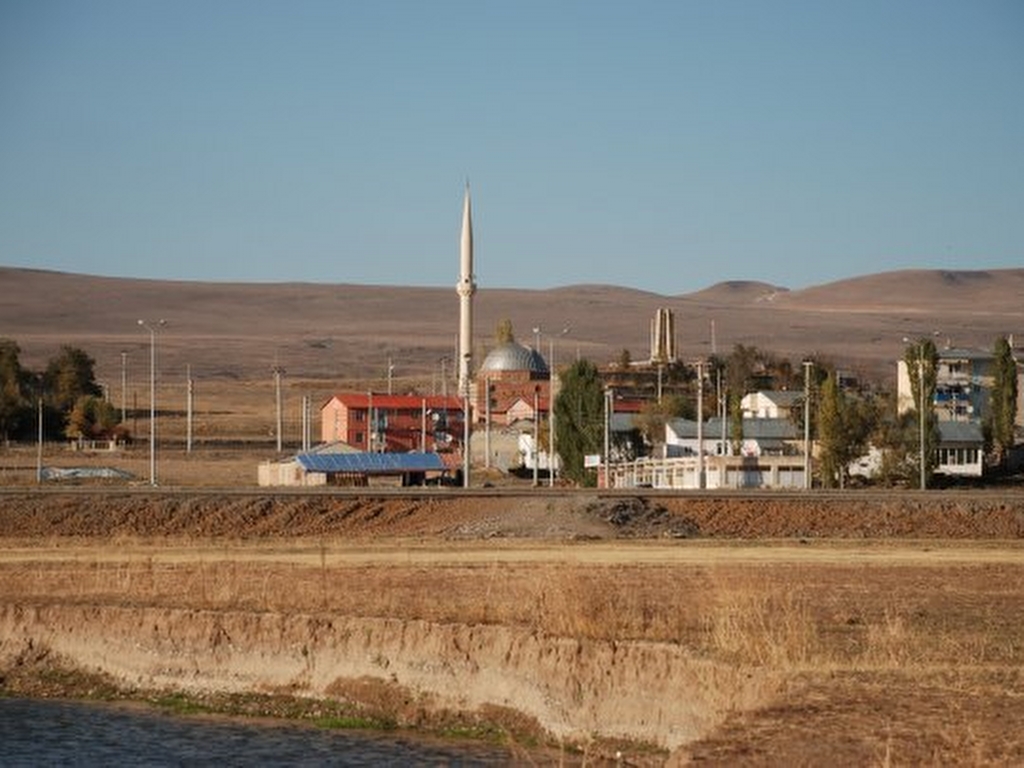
(553, 359, 605, 486)
(45, 345, 102, 415)
(815, 370, 879, 488)
(987, 335, 1018, 469)
(618, 348, 632, 370)
(495, 319, 515, 344)
(635, 393, 692, 450)
(0, 339, 31, 443)
(66, 395, 119, 443)
(903, 339, 940, 485)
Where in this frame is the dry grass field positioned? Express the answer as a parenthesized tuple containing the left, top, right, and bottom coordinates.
(1, 533, 1022, 764)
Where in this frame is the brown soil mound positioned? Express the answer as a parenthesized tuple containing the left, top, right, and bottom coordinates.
(0, 491, 1021, 541)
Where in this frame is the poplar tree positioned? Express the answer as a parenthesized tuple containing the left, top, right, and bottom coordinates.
(904, 338, 940, 483)
(817, 371, 845, 487)
(0, 339, 30, 443)
(553, 359, 605, 486)
(987, 336, 1018, 469)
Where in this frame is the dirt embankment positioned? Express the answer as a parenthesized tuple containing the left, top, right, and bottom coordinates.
(0, 491, 1022, 540)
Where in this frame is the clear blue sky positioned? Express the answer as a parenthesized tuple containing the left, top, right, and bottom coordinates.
(1, 1, 1021, 293)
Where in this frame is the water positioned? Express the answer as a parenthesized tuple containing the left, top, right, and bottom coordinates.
(0, 698, 520, 766)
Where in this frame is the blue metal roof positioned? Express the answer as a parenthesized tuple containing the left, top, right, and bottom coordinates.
(296, 452, 448, 474)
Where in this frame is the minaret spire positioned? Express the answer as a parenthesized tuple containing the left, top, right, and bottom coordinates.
(457, 182, 476, 487)
(457, 182, 475, 397)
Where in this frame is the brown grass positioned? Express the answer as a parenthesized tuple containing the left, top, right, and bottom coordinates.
(3, 539, 1023, 763)
(7, 547, 1022, 670)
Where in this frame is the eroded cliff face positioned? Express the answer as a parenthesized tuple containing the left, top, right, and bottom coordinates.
(0, 602, 776, 750)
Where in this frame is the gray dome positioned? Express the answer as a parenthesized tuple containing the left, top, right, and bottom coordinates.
(479, 341, 549, 375)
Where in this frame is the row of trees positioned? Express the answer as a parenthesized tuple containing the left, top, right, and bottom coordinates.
(0, 339, 119, 445)
(553, 336, 1018, 488)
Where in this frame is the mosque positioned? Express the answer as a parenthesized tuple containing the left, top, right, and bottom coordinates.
(473, 328, 552, 427)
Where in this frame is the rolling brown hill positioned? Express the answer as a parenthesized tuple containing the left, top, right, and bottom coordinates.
(2, 266, 1022, 388)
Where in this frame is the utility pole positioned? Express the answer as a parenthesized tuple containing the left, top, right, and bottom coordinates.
(36, 395, 43, 484)
(484, 377, 491, 470)
(138, 319, 165, 486)
(803, 360, 813, 489)
(532, 388, 540, 487)
(273, 364, 284, 453)
(696, 360, 705, 489)
(186, 364, 194, 454)
(120, 351, 127, 424)
(603, 388, 613, 489)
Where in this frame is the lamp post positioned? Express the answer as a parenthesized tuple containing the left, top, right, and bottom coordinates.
(36, 387, 43, 484)
(903, 337, 927, 490)
(803, 360, 813, 489)
(603, 388, 613, 489)
(138, 319, 165, 486)
(696, 360, 705, 490)
(272, 364, 284, 453)
(120, 351, 127, 424)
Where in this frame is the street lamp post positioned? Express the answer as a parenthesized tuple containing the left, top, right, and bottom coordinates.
(695, 360, 705, 489)
(903, 338, 928, 490)
(138, 319, 165, 486)
(532, 388, 539, 486)
(803, 360, 813, 489)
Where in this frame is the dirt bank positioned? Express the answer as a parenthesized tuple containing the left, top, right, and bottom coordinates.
(1, 491, 1023, 764)
(0, 490, 1022, 540)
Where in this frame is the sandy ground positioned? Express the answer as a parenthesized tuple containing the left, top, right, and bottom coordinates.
(1, 491, 1023, 765)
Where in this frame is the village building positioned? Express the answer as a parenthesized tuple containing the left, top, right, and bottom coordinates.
(896, 345, 1024, 477)
(320, 393, 464, 453)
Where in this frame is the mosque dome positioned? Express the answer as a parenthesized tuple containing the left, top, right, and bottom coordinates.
(479, 341, 549, 375)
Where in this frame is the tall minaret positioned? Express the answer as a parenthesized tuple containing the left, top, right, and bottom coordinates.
(457, 183, 475, 486)
(457, 183, 475, 399)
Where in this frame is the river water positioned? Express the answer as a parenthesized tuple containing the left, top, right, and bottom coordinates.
(0, 698, 523, 766)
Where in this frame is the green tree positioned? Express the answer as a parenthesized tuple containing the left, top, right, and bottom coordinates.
(45, 345, 101, 415)
(553, 359, 605, 486)
(817, 372, 844, 487)
(986, 335, 1018, 469)
(0, 339, 31, 443)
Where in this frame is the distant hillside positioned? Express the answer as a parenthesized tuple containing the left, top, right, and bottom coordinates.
(1, 266, 1021, 384)
(777, 269, 1024, 313)
(684, 281, 789, 304)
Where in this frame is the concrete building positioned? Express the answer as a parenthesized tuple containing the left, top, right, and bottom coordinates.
(896, 345, 1023, 477)
(740, 390, 803, 420)
(666, 417, 802, 458)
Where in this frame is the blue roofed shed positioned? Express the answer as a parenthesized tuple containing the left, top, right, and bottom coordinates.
(259, 451, 454, 487)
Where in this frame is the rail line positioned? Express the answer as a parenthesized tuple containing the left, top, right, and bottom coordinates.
(1, 485, 1020, 504)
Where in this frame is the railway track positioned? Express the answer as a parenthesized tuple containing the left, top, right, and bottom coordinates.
(1, 484, 1020, 504)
